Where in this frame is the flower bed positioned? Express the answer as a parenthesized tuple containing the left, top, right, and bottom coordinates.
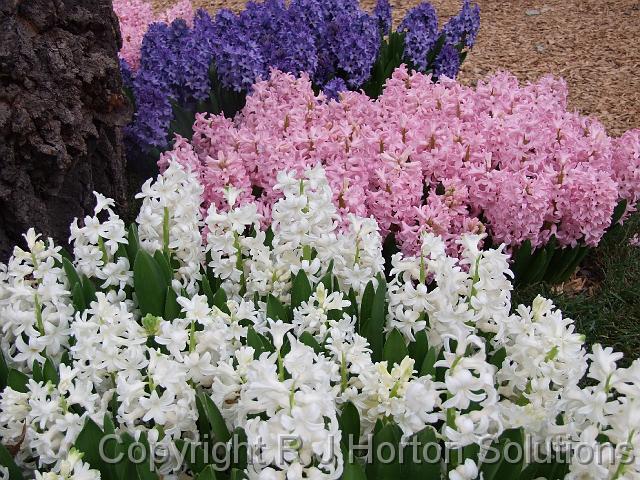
(163, 68, 640, 284)
(0, 161, 639, 479)
(117, 0, 480, 158)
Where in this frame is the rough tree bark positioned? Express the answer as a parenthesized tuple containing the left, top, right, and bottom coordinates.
(0, 0, 131, 260)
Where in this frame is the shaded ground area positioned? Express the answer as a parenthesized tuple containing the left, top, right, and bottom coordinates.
(152, 0, 640, 136)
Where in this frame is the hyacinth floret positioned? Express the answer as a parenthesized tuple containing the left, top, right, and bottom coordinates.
(209, 9, 268, 93)
(175, 10, 217, 103)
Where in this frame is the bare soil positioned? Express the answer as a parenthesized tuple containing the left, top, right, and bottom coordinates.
(151, 0, 640, 136)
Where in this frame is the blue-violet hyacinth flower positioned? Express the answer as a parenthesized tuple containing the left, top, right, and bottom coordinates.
(398, 3, 439, 71)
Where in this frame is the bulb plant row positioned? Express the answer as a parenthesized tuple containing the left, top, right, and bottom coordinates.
(115, 0, 480, 159)
(161, 68, 640, 285)
(0, 162, 639, 480)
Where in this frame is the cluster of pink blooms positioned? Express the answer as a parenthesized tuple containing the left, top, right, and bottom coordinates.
(160, 67, 640, 255)
(114, 0, 194, 70)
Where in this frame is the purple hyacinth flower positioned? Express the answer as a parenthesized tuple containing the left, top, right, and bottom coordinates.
(398, 3, 439, 71)
(329, 10, 380, 88)
(443, 0, 481, 48)
(211, 9, 268, 92)
(373, 0, 392, 37)
(434, 43, 461, 79)
(126, 22, 178, 152)
(323, 77, 348, 100)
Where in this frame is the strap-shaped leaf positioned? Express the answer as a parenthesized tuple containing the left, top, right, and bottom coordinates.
(164, 286, 181, 321)
(62, 257, 82, 292)
(153, 250, 173, 286)
(291, 269, 312, 309)
(0, 350, 7, 390)
(359, 281, 375, 332)
(197, 393, 231, 443)
(404, 426, 440, 479)
(127, 224, 140, 262)
(7, 369, 28, 393)
(213, 287, 230, 314)
(134, 250, 167, 317)
(545, 245, 579, 284)
(345, 288, 359, 320)
(520, 455, 569, 480)
(342, 449, 367, 480)
(364, 277, 387, 362)
(339, 402, 361, 447)
(383, 328, 409, 369)
(366, 422, 403, 479)
(43, 357, 58, 385)
(134, 432, 160, 480)
(489, 347, 507, 369)
(230, 468, 247, 480)
(420, 347, 439, 377)
(479, 428, 525, 480)
(0, 443, 24, 479)
(299, 332, 323, 354)
(511, 239, 533, 284)
(408, 328, 429, 370)
(74, 417, 116, 479)
(81, 275, 97, 308)
(71, 282, 87, 313)
(525, 248, 548, 285)
(610, 199, 628, 227)
(195, 466, 218, 480)
(230, 427, 248, 470)
(174, 439, 207, 476)
(557, 246, 589, 284)
(319, 260, 334, 292)
(169, 101, 198, 141)
(32, 360, 43, 383)
(246, 326, 273, 358)
(201, 276, 216, 307)
(266, 294, 289, 322)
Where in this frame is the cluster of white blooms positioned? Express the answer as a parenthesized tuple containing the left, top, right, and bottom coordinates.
(240, 337, 342, 479)
(496, 296, 588, 440)
(0, 366, 103, 468)
(136, 160, 205, 294)
(0, 161, 639, 480)
(438, 334, 503, 448)
(205, 166, 384, 303)
(386, 232, 513, 345)
(69, 193, 129, 289)
(0, 229, 72, 372)
(346, 355, 440, 437)
(33, 449, 100, 480)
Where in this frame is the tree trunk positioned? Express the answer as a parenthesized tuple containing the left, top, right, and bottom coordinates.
(0, 0, 131, 260)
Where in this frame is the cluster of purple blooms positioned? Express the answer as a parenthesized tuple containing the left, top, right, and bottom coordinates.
(399, 0, 479, 76)
(122, 0, 480, 156)
(123, 12, 217, 155)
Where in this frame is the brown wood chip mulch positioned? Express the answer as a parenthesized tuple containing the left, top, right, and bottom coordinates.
(151, 0, 640, 137)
